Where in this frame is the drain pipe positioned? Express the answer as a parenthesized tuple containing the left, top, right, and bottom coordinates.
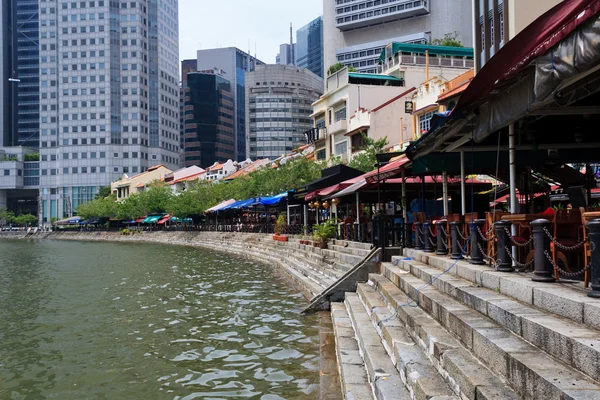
(509, 123, 518, 266)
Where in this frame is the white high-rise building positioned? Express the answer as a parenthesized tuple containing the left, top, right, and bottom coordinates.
(37, 0, 180, 223)
(324, 0, 474, 74)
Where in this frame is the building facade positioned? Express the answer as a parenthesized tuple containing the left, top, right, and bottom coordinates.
(473, 0, 563, 71)
(276, 43, 296, 66)
(37, 0, 181, 223)
(296, 16, 323, 78)
(183, 71, 235, 168)
(196, 47, 264, 162)
(324, 0, 474, 74)
(245, 64, 323, 160)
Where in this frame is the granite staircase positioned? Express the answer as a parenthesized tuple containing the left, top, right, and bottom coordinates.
(332, 246, 600, 399)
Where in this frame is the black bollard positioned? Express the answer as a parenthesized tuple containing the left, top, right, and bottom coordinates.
(414, 222, 423, 250)
(423, 222, 434, 253)
(470, 219, 486, 265)
(450, 221, 463, 260)
(587, 220, 600, 298)
(436, 220, 448, 255)
(494, 220, 514, 272)
(405, 222, 413, 248)
(531, 219, 555, 282)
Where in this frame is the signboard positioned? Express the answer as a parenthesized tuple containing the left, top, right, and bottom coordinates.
(405, 101, 414, 114)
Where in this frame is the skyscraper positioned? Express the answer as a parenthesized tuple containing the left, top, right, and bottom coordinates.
(276, 43, 296, 65)
(296, 16, 323, 78)
(37, 0, 181, 222)
(0, 0, 17, 147)
(183, 71, 234, 168)
(324, 0, 474, 74)
(196, 47, 264, 161)
(245, 64, 323, 160)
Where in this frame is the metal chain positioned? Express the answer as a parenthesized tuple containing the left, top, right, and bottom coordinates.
(456, 227, 470, 241)
(428, 235, 437, 247)
(543, 227, 587, 252)
(504, 227, 533, 247)
(543, 250, 591, 277)
(504, 246, 535, 269)
(477, 226, 494, 242)
(440, 226, 449, 238)
(428, 225, 436, 237)
(477, 242, 499, 267)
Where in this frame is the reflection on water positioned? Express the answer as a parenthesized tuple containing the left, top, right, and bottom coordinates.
(0, 239, 319, 399)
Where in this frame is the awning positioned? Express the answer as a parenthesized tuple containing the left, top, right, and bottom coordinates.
(260, 192, 288, 205)
(455, 0, 600, 113)
(53, 216, 82, 226)
(135, 217, 146, 223)
(221, 198, 261, 210)
(142, 215, 161, 224)
(364, 156, 411, 183)
(205, 199, 236, 213)
(157, 214, 171, 225)
(329, 179, 369, 199)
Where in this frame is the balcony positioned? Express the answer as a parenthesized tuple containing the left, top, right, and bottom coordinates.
(329, 119, 348, 135)
(335, 0, 429, 31)
(378, 53, 474, 74)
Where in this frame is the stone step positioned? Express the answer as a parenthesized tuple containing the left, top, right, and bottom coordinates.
(399, 249, 600, 331)
(355, 283, 458, 400)
(328, 244, 372, 258)
(376, 264, 600, 399)
(344, 293, 411, 400)
(332, 239, 373, 251)
(387, 258, 600, 382)
(283, 255, 338, 288)
(331, 302, 374, 400)
(366, 274, 520, 400)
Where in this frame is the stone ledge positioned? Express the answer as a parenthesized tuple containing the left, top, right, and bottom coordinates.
(401, 249, 600, 331)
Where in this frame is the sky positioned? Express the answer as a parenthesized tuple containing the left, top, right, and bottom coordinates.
(179, 0, 323, 65)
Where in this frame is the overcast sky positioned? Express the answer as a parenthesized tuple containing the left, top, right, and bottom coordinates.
(179, 0, 323, 65)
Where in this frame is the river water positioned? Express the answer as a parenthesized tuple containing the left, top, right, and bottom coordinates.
(0, 239, 320, 399)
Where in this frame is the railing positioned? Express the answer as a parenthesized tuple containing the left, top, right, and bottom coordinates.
(377, 55, 474, 74)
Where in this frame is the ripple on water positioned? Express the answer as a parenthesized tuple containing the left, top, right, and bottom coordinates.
(0, 241, 319, 399)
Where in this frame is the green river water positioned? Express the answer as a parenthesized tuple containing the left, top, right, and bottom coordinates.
(0, 239, 320, 399)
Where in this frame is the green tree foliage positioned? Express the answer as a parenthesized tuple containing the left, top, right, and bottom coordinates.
(348, 133, 389, 172)
(327, 62, 357, 76)
(76, 195, 118, 219)
(430, 32, 464, 48)
(95, 185, 112, 199)
(0, 209, 38, 226)
(24, 153, 40, 161)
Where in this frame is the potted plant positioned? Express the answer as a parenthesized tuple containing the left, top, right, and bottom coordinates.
(273, 213, 289, 241)
(313, 220, 337, 249)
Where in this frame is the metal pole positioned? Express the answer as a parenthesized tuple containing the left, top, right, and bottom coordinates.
(303, 204, 308, 234)
(509, 123, 518, 266)
(286, 204, 290, 225)
(401, 170, 407, 221)
(460, 150, 466, 215)
(442, 171, 449, 216)
(494, 220, 514, 272)
(588, 219, 600, 297)
(356, 192, 361, 242)
(531, 219, 555, 282)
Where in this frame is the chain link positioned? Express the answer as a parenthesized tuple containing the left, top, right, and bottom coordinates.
(428, 235, 437, 247)
(477, 242, 499, 267)
(544, 250, 591, 277)
(428, 225, 436, 237)
(456, 227, 470, 241)
(477, 226, 494, 242)
(543, 227, 587, 252)
(504, 227, 533, 247)
(504, 246, 535, 269)
(440, 226, 449, 238)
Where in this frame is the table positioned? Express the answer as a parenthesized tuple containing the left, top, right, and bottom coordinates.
(501, 214, 551, 222)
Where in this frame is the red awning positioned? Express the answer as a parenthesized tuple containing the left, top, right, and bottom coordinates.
(157, 214, 171, 225)
(365, 156, 410, 183)
(319, 184, 343, 197)
(305, 190, 320, 201)
(455, 0, 600, 112)
(135, 217, 146, 223)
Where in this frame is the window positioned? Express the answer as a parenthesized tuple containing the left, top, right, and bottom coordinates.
(419, 111, 435, 135)
(334, 107, 346, 122)
(335, 141, 348, 155)
(3, 169, 9, 176)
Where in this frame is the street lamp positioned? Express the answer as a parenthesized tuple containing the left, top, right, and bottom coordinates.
(8, 78, 20, 83)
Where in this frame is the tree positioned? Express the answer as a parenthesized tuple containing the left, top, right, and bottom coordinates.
(95, 185, 112, 199)
(430, 32, 464, 48)
(327, 62, 357, 76)
(349, 133, 389, 173)
(14, 214, 37, 226)
(76, 195, 117, 219)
